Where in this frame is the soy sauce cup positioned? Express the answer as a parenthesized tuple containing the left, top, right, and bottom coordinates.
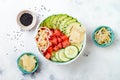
(92, 26, 114, 47)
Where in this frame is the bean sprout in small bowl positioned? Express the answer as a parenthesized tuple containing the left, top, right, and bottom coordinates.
(92, 26, 114, 47)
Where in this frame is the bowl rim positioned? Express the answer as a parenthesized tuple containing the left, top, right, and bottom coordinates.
(92, 25, 114, 47)
(17, 10, 37, 31)
(34, 14, 86, 65)
(17, 52, 39, 74)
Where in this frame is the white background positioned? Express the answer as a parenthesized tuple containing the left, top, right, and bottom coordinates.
(0, 0, 120, 80)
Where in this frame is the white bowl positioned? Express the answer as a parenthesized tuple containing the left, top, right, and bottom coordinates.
(17, 10, 37, 31)
(34, 16, 86, 65)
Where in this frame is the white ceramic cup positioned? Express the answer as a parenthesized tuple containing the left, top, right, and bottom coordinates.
(17, 10, 37, 31)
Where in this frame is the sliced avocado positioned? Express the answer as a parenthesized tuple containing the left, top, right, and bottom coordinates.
(63, 22, 81, 36)
(40, 21, 44, 27)
(62, 20, 78, 33)
(56, 14, 68, 28)
(59, 16, 73, 31)
(43, 15, 55, 28)
(43, 16, 52, 28)
(43, 17, 49, 26)
(45, 17, 52, 28)
(59, 17, 76, 31)
(49, 15, 56, 28)
(58, 15, 69, 28)
(64, 18, 77, 27)
(51, 14, 63, 29)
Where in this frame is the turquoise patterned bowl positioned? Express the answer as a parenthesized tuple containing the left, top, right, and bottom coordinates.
(17, 52, 39, 74)
(92, 26, 114, 47)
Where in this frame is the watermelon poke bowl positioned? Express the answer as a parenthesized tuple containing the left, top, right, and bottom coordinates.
(35, 14, 86, 64)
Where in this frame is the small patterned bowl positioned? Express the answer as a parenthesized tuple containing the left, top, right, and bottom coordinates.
(17, 52, 39, 74)
(92, 26, 114, 47)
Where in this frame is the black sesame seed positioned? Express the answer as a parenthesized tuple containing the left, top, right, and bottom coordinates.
(20, 13, 33, 26)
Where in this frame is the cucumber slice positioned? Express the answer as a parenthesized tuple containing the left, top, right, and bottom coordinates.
(73, 43, 83, 52)
(50, 52, 57, 62)
(65, 46, 78, 59)
(55, 51, 62, 62)
(51, 56, 57, 62)
(58, 49, 70, 62)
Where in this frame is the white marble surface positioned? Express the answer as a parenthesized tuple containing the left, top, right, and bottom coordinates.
(0, 0, 120, 80)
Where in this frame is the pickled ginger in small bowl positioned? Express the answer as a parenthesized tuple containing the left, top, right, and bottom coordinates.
(17, 52, 39, 74)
